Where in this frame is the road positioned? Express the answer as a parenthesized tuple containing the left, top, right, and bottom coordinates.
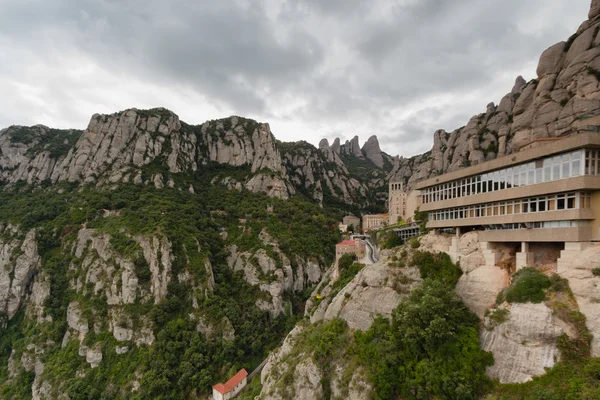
(361, 238, 378, 264)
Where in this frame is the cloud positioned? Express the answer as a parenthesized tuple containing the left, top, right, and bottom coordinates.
(0, 0, 591, 158)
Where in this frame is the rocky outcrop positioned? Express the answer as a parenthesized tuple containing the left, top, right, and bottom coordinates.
(481, 303, 576, 383)
(0, 226, 41, 319)
(342, 135, 364, 159)
(259, 325, 373, 400)
(361, 135, 384, 168)
(559, 244, 600, 356)
(309, 259, 417, 331)
(227, 230, 324, 317)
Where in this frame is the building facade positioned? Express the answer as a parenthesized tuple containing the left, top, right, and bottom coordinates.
(335, 239, 366, 261)
(362, 214, 388, 231)
(388, 182, 408, 224)
(414, 131, 600, 270)
(212, 369, 248, 400)
(343, 215, 361, 229)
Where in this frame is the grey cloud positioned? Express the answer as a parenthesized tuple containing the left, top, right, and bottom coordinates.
(0, 0, 592, 158)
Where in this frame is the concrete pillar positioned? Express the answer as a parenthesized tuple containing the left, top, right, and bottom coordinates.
(448, 227, 460, 263)
(516, 241, 534, 271)
(557, 242, 591, 274)
(480, 242, 500, 267)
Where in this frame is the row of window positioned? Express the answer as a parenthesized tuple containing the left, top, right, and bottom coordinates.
(484, 220, 590, 230)
(428, 192, 591, 222)
(422, 150, 585, 204)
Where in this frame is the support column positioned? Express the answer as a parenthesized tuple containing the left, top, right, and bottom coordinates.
(480, 242, 500, 267)
(516, 241, 534, 271)
(448, 227, 460, 263)
(557, 242, 590, 274)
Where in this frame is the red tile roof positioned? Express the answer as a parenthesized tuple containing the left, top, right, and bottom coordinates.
(337, 240, 357, 246)
(213, 369, 248, 394)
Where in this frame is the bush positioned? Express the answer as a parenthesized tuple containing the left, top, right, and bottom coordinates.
(592, 268, 600, 276)
(410, 238, 420, 249)
(355, 280, 493, 399)
(337, 253, 356, 271)
(411, 251, 463, 287)
(505, 268, 551, 304)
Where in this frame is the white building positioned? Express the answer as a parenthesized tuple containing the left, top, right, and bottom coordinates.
(212, 369, 248, 400)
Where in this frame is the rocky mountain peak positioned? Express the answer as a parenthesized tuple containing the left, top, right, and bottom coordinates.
(361, 135, 384, 168)
(330, 137, 341, 154)
(318, 138, 329, 149)
(590, 0, 600, 19)
(342, 135, 364, 158)
(511, 75, 526, 93)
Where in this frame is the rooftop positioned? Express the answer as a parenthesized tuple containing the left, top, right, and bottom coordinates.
(212, 369, 248, 394)
(337, 240, 358, 246)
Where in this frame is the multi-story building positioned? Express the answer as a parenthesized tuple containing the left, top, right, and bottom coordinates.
(362, 214, 388, 232)
(414, 131, 600, 271)
(343, 215, 361, 229)
(335, 239, 366, 261)
(388, 182, 408, 224)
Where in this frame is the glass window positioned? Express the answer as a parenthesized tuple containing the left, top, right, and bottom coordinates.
(538, 199, 546, 212)
(562, 161, 570, 178)
(557, 196, 565, 210)
(544, 166, 551, 182)
(535, 168, 542, 184)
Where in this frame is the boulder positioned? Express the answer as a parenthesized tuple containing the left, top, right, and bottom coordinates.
(536, 42, 566, 78)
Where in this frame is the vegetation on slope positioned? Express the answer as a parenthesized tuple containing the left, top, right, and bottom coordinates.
(0, 175, 340, 399)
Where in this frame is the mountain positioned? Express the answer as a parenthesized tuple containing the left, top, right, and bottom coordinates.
(0, 109, 391, 214)
(3, 2, 600, 399)
(255, 2, 600, 399)
(0, 108, 395, 398)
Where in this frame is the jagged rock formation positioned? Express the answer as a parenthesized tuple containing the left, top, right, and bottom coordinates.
(259, 325, 372, 400)
(560, 244, 600, 356)
(307, 259, 418, 331)
(0, 110, 392, 209)
(227, 229, 322, 316)
(389, 5, 600, 187)
(361, 135, 384, 168)
(342, 135, 364, 158)
(0, 226, 41, 320)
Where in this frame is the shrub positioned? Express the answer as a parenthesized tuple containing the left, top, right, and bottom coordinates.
(411, 251, 463, 287)
(410, 238, 420, 249)
(355, 280, 493, 399)
(338, 253, 356, 271)
(505, 268, 551, 304)
(592, 268, 600, 276)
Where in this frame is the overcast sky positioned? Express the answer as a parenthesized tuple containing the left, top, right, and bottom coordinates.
(0, 0, 591, 158)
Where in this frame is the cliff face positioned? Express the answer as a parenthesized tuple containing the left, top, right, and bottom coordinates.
(0, 110, 391, 210)
(389, 3, 600, 186)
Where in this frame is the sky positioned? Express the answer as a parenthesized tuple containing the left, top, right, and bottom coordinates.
(0, 0, 591, 158)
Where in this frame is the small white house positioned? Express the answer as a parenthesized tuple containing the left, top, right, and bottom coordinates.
(212, 369, 248, 400)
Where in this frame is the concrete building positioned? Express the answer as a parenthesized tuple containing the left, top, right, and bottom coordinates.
(363, 214, 388, 232)
(212, 369, 248, 400)
(388, 182, 408, 224)
(414, 131, 600, 271)
(335, 239, 366, 261)
(343, 215, 361, 229)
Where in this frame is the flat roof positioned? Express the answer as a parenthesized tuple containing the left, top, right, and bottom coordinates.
(414, 131, 600, 190)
